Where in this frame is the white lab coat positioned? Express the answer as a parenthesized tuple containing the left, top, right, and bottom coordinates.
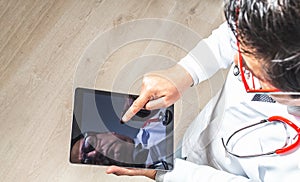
(156, 22, 300, 181)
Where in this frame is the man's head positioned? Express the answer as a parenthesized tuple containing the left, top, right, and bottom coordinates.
(70, 132, 135, 166)
(224, 0, 300, 104)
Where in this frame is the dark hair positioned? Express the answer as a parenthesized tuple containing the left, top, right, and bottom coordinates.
(224, 0, 300, 92)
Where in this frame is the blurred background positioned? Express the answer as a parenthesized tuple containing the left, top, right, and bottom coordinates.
(0, 0, 227, 181)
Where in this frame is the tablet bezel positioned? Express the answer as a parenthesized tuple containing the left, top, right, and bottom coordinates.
(70, 87, 174, 171)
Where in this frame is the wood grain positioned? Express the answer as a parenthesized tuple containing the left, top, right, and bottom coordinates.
(0, 0, 225, 181)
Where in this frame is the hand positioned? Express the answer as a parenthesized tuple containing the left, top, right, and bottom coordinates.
(106, 165, 157, 180)
(121, 64, 193, 122)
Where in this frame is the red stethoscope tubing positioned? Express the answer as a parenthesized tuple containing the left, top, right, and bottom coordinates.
(268, 116, 300, 155)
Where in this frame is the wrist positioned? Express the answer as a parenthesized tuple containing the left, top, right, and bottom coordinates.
(155, 170, 167, 182)
(145, 64, 193, 95)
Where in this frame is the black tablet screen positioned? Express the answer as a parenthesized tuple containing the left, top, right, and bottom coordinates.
(70, 87, 174, 170)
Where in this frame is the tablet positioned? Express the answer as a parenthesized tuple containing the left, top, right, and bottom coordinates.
(70, 87, 174, 171)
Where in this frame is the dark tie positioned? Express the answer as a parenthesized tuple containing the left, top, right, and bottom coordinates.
(142, 129, 150, 146)
(251, 94, 276, 103)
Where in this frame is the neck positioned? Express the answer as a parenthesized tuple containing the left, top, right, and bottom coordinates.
(287, 106, 300, 117)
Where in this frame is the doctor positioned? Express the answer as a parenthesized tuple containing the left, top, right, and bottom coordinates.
(106, 0, 300, 181)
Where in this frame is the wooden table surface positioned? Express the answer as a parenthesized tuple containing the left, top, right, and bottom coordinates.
(0, 0, 226, 181)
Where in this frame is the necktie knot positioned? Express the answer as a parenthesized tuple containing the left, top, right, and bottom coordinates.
(251, 94, 276, 103)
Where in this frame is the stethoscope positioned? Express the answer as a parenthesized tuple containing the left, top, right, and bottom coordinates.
(222, 116, 300, 158)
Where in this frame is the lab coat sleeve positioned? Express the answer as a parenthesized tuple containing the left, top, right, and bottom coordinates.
(155, 158, 258, 182)
(178, 22, 236, 85)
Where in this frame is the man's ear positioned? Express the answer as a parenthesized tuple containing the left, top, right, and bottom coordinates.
(234, 53, 239, 65)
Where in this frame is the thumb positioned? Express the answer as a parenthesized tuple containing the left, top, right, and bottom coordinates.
(145, 97, 167, 110)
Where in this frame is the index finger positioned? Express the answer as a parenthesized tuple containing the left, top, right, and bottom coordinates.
(121, 92, 150, 122)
